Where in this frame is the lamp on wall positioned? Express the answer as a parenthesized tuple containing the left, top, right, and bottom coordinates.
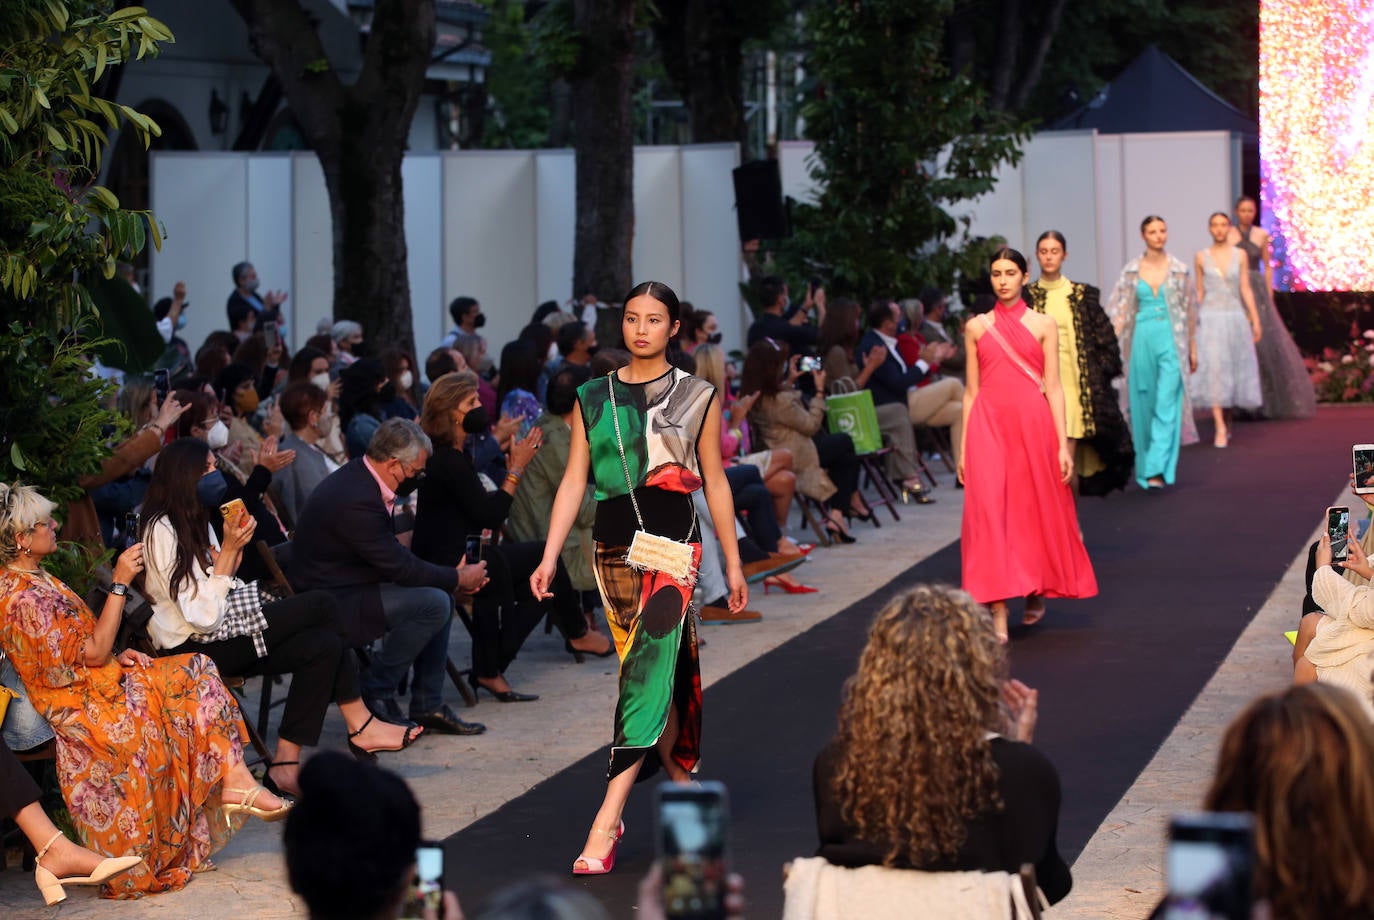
(209, 90, 229, 135)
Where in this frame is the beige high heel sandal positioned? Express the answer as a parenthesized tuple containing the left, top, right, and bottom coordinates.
(221, 785, 293, 829)
(33, 830, 143, 906)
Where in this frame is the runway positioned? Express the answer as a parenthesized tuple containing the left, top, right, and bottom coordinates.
(445, 406, 1371, 916)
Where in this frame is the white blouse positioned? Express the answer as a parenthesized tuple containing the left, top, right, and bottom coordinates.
(142, 515, 239, 650)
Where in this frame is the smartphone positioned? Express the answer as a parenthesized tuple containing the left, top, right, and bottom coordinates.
(657, 781, 730, 920)
(1164, 812, 1254, 920)
(219, 498, 250, 532)
(798, 355, 822, 373)
(153, 368, 170, 403)
(464, 534, 483, 565)
(1355, 444, 1374, 494)
(263, 323, 279, 351)
(398, 841, 444, 920)
(1328, 505, 1351, 563)
(123, 511, 141, 550)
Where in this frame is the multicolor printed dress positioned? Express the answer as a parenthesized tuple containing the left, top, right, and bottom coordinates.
(577, 366, 716, 780)
(0, 568, 244, 898)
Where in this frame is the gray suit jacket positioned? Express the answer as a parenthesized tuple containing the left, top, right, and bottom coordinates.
(272, 432, 336, 530)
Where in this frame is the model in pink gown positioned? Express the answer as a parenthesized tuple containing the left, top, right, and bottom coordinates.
(960, 300, 1098, 604)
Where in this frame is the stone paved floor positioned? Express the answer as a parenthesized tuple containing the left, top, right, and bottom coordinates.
(0, 480, 1327, 919)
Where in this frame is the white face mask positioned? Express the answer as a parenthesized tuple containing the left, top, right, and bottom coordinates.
(206, 420, 230, 450)
(547, 342, 560, 363)
(313, 412, 336, 437)
(311, 372, 331, 392)
(398, 370, 414, 391)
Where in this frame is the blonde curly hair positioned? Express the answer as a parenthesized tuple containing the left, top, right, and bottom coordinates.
(831, 583, 1005, 866)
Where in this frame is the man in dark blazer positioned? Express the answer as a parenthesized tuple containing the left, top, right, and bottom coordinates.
(291, 418, 489, 735)
(226, 260, 285, 337)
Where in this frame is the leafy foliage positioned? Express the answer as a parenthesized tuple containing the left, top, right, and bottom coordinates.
(0, 1, 171, 586)
(784, 0, 1029, 299)
(477, 0, 577, 149)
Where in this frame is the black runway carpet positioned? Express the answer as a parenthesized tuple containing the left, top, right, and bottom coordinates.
(445, 407, 1373, 916)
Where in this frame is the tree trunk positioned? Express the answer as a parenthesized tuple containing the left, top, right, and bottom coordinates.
(987, 0, 1024, 111)
(1009, 0, 1069, 112)
(655, 0, 747, 147)
(228, 0, 435, 355)
(571, 0, 636, 307)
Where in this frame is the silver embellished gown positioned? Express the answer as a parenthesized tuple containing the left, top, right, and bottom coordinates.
(1189, 250, 1262, 410)
(1236, 228, 1317, 418)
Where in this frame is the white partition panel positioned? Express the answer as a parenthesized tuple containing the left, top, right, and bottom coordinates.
(680, 144, 746, 349)
(442, 152, 537, 356)
(290, 155, 333, 349)
(778, 140, 820, 205)
(632, 147, 686, 296)
(534, 151, 576, 306)
(1119, 132, 1233, 279)
(1093, 135, 1127, 288)
(246, 156, 295, 344)
(963, 157, 1025, 251)
(1020, 132, 1100, 289)
(150, 153, 248, 354)
(402, 156, 445, 351)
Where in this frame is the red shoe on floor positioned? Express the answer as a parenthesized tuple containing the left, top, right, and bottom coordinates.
(763, 575, 819, 595)
(572, 825, 623, 876)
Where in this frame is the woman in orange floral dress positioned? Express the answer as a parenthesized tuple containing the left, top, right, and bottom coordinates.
(0, 482, 290, 898)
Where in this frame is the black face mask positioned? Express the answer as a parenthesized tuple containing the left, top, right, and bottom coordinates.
(705, 332, 723, 345)
(462, 406, 490, 434)
(377, 381, 397, 403)
(472, 313, 486, 329)
(394, 472, 424, 498)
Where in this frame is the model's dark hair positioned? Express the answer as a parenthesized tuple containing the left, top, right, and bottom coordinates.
(1140, 214, 1165, 233)
(623, 281, 681, 322)
(1036, 230, 1067, 249)
(547, 364, 590, 416)
(1209, 211, 1231, 223)
(988, 246, 1028, 274)
(285, 752, 421, 920)
(496, 340, 542, 409)
(141, 438, 216, 600)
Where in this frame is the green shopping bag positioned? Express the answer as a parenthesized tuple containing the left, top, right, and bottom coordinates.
(825, 386, 883, 455)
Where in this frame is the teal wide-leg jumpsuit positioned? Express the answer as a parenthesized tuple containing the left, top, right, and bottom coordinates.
(1128, 279, 1183, 488)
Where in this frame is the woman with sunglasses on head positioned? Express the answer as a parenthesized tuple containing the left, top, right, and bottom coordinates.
(960, 247, 1097, 642)
(532, 281, 747, 876)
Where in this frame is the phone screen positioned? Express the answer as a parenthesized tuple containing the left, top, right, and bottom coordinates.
(123, 512, 141, 550)
(263, 323, 279, 351)
(398, 843, 444, 920)
(1165, 813, 1254, 920)
(153, 369, 170, 402)
(464, 534, 483, 564)
(1329, 507, 1351, 562)
(658, 783, 729, 920)
(1355, 446, 1374, 493)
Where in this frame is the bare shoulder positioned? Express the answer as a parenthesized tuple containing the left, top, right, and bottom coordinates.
(1028, 310, 1057, 338)
(965, 312, 987, 341)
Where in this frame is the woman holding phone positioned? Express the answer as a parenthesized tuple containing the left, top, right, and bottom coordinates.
(531, 281, 747, 876)
(959, 247, 1097, 641)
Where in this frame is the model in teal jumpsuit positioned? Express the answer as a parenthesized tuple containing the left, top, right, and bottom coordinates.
(1128, 279, 1183, 488)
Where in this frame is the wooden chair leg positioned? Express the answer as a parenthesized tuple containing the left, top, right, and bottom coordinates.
(859, 455, 902, 523)
(795, 494, 832, 547)
(928, 426, 957, 474)
(224, 678, 273, 768)
(446, 657, 478, 708)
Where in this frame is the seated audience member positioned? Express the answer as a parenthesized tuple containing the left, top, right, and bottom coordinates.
(287, 346, 346, 463)
(746, 274, 824, 353)
(305, 332, 339, 367)
(441, 295, 484, 350)
(589, 347, 631, 378)
(380, 348, 421, 420)
(195, 338, 234, 390)
(140, 439, 420, 796)
(740, 340, 861, 543)
(1, 736, 142, 905)
(285, 752, 462, 920)
(274, 382, 340, 527)
(425, 345, 468, 384)
(519, 322, 557, 402)
(819, 298, 930, 501)
(0, 483, 291, 898)
(508, 365, 598, 595)
(414, 373, 613, 700)
(556, 320, 598, 370)
(496, 340, 545, 438)
(289, 419, 489, 735)
(232, 333, 285, 401)
(863, 299, 962, 468)
(288, 346, 332, 387)
(694, 344, 804, 532)
(215, 361, 277, 479)
(919, 286, 966, 379)
(683, 308, 721, 354)
(1295, 526, 1374, 721)
(1157, 684, 1374, 919)
(340, 357, 393, 460)
(454, 332, 498, 413)
(332, 320, 366, 369)
(814, 584, 1070, 904)
(87, 380, 166, 547)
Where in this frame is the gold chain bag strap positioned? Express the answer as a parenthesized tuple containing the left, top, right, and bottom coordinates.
(981, 314, 1046, 394)
(608, 373, 698, 586)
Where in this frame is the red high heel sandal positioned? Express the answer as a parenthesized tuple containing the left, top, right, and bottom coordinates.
(763, 575, 819, 595)
(572, 822, 624, 876)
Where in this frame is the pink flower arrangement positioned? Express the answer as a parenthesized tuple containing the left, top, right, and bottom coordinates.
(1309, 333, 1374, 403)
